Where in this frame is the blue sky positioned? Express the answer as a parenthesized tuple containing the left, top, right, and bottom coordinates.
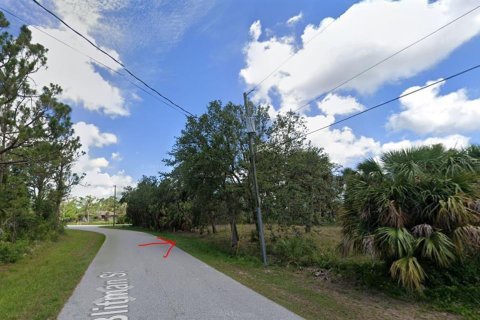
(2, 0, 480, 197)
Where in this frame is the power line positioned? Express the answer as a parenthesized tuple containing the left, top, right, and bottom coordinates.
(1, 7, 188, 117)
(246, 17, 338, 96)
(1, 7, 190, 117)
(31, 0, 195, 117)
(278, 62, 480, 147)
(289, 3, 480, 113)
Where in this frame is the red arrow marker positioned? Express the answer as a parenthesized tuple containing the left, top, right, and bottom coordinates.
(138, 236, 176, 259)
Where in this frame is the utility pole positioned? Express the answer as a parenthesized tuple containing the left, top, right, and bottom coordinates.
(243, 92, 268, 266)
(113, 185, 117, 227)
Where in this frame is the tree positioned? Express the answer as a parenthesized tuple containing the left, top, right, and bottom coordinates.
(257, 111, 339, 232)
(0, 12, 80, 244)
(166, 101, 260, 249)
(0, 12, 48, 174)
(341, 145, 480, 291)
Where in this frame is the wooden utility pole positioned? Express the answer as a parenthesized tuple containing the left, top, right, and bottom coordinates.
(243, 92, 268, 266)
(113, 185, 117, 227)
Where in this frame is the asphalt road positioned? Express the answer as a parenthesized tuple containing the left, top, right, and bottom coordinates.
(59, 226, 303, 320)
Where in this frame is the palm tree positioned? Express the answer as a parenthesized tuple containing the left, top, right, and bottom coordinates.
(341, 145, 480, 291)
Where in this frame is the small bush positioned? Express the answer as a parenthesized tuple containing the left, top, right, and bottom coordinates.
(273, 236, 318, 266)
(0, 240, 29, 263)
(116, 215, 128, 224)
(31, 222, 51, 241)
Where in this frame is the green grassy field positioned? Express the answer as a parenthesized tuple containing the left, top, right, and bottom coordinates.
(109, 224, 461, 319)
(0, 230, 105, 320)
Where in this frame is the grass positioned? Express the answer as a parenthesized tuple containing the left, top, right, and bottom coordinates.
(108, 224, 461, 319)
(0, 229, 105, 320)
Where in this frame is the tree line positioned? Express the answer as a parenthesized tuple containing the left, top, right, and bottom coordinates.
(122, 100, 342, 250)
(122, 98, 480, 291)
(0, 12, 80, 259)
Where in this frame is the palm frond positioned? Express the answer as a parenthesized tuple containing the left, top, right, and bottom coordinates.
(453, 225, 480, 253)
(436, 195, 474, 231)
(375, 227, 414, 259)
(362, 234, 376, 256)
(411, 224, 433, 238)
(417, 231, 455, 267)
(390, 256, 426, 292)
(380, 200, 407, 228)
(357, 158, 383, 176)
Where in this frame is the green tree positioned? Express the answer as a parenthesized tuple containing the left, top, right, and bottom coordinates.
(257, 111, 339, 232)
(166, 100, 269, 250)
(0, 12, 80, 245)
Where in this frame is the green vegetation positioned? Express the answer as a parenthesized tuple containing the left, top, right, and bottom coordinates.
(1, 6, 478, 318)
(111, 224, 467, 319)
(0, 229, 104, 320)
(121, 93, 480, 317)
(0, 13, 81, 262)
(61, 196, 127, 224)
(122, 102, 340, 249)
(342, 145, 480, 291)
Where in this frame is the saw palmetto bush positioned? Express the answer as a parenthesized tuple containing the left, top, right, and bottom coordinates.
(341, 145, 480, 291)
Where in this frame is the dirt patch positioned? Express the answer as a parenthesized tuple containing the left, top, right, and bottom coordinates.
(296, 268, 460, 320)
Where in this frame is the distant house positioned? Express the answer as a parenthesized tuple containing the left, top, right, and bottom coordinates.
(95, 211, 114, 221)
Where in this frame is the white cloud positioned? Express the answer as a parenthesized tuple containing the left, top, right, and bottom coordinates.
(305, 114, 380, 166)
(304, 96, 471, 167)
(300, 94, 377, 166)
(71, 122, 133, 198)
(25, 0, 219, 116)
(73, 122, 117, 148)
(240, 0, 480, 111)
(287, 12, 303, 26)
(111, 152, 122, 161)
(381, 134, 470, 153)
(30, 26, 129, 116)
(388, 80, 480, 134)
(316, 93, 364, 116)
(250, 20, 262, 41)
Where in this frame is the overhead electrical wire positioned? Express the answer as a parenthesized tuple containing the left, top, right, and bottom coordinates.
(0, 7, 188, 117)
(289, 3, 480, 113)
(31, 0, 195, 117)
(276, 62, 480, 148)
(1, 7, 191, 117)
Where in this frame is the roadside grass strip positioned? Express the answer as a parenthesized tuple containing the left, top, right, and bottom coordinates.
(0, 229, 105, 320)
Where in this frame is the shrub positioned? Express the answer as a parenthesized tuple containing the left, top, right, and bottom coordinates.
(0, 240, 29, 263)
(273, 236, 318, 266)
(341, 145, 480, 291)
(116, 215, 129, 224)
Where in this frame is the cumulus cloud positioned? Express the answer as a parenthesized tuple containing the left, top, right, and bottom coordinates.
(73, 122, 117, 148)
(287, 12, 303, 26)
(316, 93, 364, 116)
(303, 93, 471, 167)
(388, 80, 480, 135)
(29, 22, 129, 116)
(240, 0, 480, 111)
(304, 114, 380, 166)
(71, 122, 133, 198)
(381, 134, 470, 153)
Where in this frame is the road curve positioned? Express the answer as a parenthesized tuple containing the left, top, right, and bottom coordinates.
(59, 226, 303, 320)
